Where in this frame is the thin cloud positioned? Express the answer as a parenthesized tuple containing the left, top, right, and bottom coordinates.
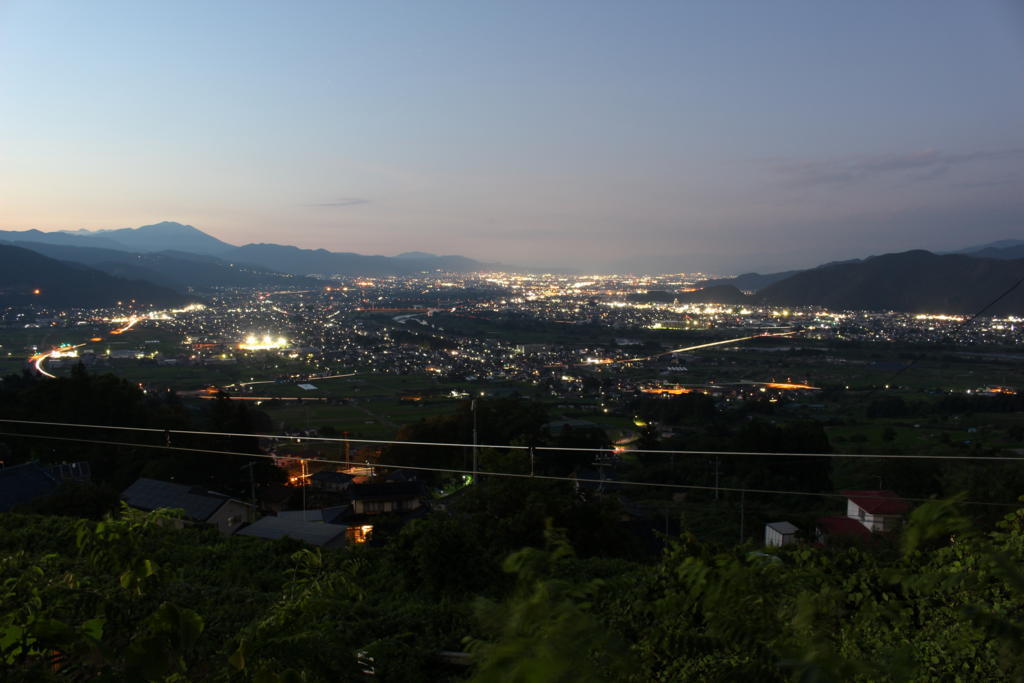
(775, 148, 1024, 187)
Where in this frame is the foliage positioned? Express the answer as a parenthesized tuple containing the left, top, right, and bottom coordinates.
(3, 491, 1024, 681)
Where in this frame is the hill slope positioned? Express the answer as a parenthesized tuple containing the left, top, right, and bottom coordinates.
(225, 243, 490, 275)
(0, 244, 190, 308)
(759, 250, 1024, 314)
(5, 241, 319, 292)
(698, 270, 803, 293)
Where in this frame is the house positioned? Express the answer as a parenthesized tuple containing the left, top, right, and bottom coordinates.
(310, 470, 355, 493)
(383, 469, 419, 484)
(764, 521, 799, 548)
(816, 515, 872, 543)
(347, 481, 424, 516)
(841, 490, 909, 533)
(236, 516, 347, 548)
(0, 460, 92, 512)
(277, 505, 349, 525)
(121, 478, 254, 535)
(0, 462, 60, 512)
(816, 490, 909, 544)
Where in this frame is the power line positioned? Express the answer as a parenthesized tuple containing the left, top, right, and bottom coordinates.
(1, 417, 1023, 462)
(0, 428, 1019, 508)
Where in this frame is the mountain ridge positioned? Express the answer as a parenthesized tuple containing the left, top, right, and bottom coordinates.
(757, 250, 1024, 315)
(0, 244, 191, 308)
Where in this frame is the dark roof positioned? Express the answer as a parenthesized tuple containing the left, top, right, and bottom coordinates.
(766, 521, 799, 535)
(348, 481, 423, 501)
(841, 490, 910, 515)
(237, 517, 347, 546)
(122, 478, 230, 521)
(311, 471, 355, 485)
(817, 515, 871, 539)
(0, 462, 59, 512)
(384, 469, 418, 483)
(277, 505, 349, 524)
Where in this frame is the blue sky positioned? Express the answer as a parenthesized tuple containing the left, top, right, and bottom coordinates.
(1, 0, 1022, 273)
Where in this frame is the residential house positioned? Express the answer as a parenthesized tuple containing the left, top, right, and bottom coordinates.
(816, 489, 909, 544)
(122, 477, 254, 535)
(347, 481, 424, 516)
(310, 470, 355, 493)
(236, 516, 347, 549)
(277, 505, 349, 525)
(842, 489, 909, 533)
(0, 462, 60, 512)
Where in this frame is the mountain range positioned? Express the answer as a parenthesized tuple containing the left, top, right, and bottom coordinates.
(2, 222, 1024, 314)
(0, 244, 188, 308)
(0, 222, 498, 276)
(756, 250, 1024, 315)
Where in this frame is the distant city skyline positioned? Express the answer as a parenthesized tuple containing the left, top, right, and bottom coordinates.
(1, 1, 1023, 274)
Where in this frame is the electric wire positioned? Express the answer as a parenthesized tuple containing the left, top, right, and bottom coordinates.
(2, 417, 1023, 461)
(0, 424, 1021, 508)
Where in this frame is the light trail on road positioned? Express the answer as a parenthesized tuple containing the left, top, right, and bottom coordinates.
(29, 343, 86, 379)
(602, 330, 799, 365)
(224, 372, 357, 390)
(109, 316, 140, 335)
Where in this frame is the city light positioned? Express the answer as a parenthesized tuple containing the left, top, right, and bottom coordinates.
(238, 334, 288, 350)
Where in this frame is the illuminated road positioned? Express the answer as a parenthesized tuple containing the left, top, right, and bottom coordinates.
(27, 312, 143, 378)
(612, 330, 799, 365)
(30, 344, 86, 379)
(224, 372, 357, 390)
(109, 316, 140, 335)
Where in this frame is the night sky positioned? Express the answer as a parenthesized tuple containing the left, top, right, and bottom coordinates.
(2, 1, 1022, 274)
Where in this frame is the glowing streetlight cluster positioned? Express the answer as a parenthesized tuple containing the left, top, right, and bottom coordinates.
(238, 334, 289, 351)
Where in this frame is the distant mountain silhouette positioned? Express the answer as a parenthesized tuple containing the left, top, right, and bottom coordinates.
(0, 244, 190, 308)
(3, 223, 511, 275)
(224, 243, 492, 275)
(677, 285, 752, 305)
(956, 239, 1024, 254)
(56, 221, 234, 255)
(4, 241, 320, 292)
(698, 271, 803, 293)
(960, 245, 1024, 260)
(83, 221, 235, 255)
(759, 250, 1024, 314)
(0, 222, 232, 256)
(0, 229, 127, 250)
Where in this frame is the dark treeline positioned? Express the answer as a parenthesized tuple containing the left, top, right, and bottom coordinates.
(0, 365, 284, 501)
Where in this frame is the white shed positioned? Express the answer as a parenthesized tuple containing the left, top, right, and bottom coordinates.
(765, 521, 799, 548)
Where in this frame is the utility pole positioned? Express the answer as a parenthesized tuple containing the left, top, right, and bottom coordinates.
(471, 399, 478, 483)
(714, 456, 720, 500)
(241, 462, 257, 521)
(739, 490, 745, 544)
(300, 459, 307, 521)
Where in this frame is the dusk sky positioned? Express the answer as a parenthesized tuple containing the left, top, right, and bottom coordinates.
(2, 1, 1023, 274)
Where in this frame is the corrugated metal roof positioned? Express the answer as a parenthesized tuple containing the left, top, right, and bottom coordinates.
(236, 516, 347, 546)
(122, 478, 228, 521)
